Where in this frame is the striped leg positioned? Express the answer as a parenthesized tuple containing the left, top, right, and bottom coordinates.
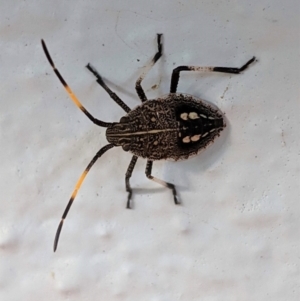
(135, 34, 163, 102)
(145, 160, 179, 205)
(170, 56, 256, 93)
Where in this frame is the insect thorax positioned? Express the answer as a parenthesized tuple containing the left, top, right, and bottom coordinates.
(106, 93, 225, 161)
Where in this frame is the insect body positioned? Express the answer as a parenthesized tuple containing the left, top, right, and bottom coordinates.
(107, 94, 225, 160)
(41, 34, 255, 251)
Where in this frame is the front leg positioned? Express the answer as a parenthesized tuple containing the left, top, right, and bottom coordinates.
(135, 34, 163, 102)
(145, 160, 179, 205)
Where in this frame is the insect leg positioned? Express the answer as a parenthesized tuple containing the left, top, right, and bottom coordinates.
(145, 160, 179, 205)
(135, 34, 163, 102)
(53, 143, 114, 252)
(125, 155, 138, 209)
(170, 56, 256, 93)
(41, 40, 112, 127)
(86, 63, 131, 113)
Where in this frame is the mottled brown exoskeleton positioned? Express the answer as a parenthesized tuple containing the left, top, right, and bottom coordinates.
(41, 34, 255, 251)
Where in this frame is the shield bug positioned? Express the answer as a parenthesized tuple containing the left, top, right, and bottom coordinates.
(41, 34, 255, 251)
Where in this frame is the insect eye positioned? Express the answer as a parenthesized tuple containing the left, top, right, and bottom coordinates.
(122, 144, 130, 152)
(120, 116, 130, 123)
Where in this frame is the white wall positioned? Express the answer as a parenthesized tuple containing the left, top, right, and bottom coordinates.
(0, 1, 299, 300)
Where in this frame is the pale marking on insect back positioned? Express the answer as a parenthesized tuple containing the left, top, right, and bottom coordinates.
(200, 114, 207, 118)
(191, 134, 201, 141)
(189, 112, 199, 119)
(202, 132, 208, 137)
(108, 128, 176, 136)
(180, 113, 188, 120)
(208, 117, 215, 120)
(210, 128, 216, 132)
(182, 136, 191, 143)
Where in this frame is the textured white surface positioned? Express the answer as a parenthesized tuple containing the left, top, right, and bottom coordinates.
(0, 0, 299, 300)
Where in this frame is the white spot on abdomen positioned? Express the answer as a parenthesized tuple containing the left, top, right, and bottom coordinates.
(182, 136, 190, 143)
(191, 134, 201, 141)
(180, 113, 188, 120)
(189, 112, 199, 119)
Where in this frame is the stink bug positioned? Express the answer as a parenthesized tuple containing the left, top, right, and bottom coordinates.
(41, 34, 255, 251)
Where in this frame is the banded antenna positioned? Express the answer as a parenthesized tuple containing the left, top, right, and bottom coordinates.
(41, 40, 115, 252)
